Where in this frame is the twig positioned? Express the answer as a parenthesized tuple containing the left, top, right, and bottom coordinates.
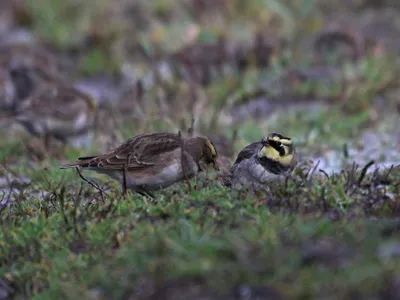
(308, 160, 320, 182)
(343, 143, 349, 159)
(1, 162, 23, 216)
(318, 169, 330, 181)
(187, 117, 195, 137)
(97, 194, 116, 221)
(320, 186, 328, 213)
(349, 162, 358, 187)
(306, 160, 320, 203)
(72, 184, 84, 236)
(0, 162, 14, 216)
(358, 160, 375, 186)
(56, 185, 69, 228)
(231, 128, 238, 145)
(209, 110, 219, 133)
(378, 164, 395, 185)
(0, 191, 7, 215)
(75, 167, 107, 202)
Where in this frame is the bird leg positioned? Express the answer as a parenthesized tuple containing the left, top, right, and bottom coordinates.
(178, 130, 192, 192)
(122, 164, 128, 199)
(121, 153, 133, 199)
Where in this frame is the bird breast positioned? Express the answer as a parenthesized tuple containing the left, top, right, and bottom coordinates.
(233, 157, 282, 186)
(129, 149, 200, 191)
(250, 158, 285, 183)
(131, 159, 199, 191)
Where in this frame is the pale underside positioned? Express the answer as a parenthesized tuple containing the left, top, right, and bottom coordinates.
(230, 156, 287, 190)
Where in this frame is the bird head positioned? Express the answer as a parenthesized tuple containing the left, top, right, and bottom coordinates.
(201, 137, 219, 171)
(257, 133, 296, 168)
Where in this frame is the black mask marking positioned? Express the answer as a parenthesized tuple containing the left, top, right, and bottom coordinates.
(267, 140, 285, 156)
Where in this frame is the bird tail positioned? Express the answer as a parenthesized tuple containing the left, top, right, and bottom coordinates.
(60, 155, 97, 169)
(60, 162, 82, 169)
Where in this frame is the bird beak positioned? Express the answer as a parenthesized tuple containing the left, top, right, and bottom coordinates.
(213, 160, 220, 171)
(261, 138, 269, 146)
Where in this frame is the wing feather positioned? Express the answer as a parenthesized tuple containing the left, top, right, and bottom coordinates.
(232, 141, 262, 165)
(73, 132, 183, 170)
(224, 141, 262, 187)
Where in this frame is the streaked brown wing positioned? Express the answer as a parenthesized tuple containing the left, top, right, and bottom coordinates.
(17, 84, 90, 120)
(15, 84, 55, 115)
(133, 133, 182, 164)
(51, 87, 91, 120)
(79, 133, 182, 170)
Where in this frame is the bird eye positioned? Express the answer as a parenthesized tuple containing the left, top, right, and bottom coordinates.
(276, 141, 281, 146)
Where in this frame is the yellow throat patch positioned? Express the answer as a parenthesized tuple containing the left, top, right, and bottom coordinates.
(205, 139, 218, 158)
(258, 144, 293, 166)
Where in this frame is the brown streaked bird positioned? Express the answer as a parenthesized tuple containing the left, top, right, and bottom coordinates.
(0, 43, 63, 76)
(224, 133, 297, 191)
(13, 82, 97, 149)
(60, 132, 219, 197)
(0, 43, 68, 118)
(8, 65, 67, 105)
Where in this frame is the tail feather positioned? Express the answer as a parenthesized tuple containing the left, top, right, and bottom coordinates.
(60, 155, 97, 169)
(60, 162, 81, 169)
(78, 155, 97, 160)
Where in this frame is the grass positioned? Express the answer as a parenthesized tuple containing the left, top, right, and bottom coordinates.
(1, 134, 399, 299)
